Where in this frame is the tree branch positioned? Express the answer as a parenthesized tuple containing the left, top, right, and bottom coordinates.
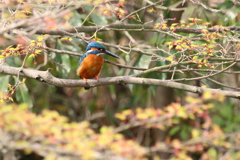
(34, 23, 240, 35)
(0, 65, 240, 99)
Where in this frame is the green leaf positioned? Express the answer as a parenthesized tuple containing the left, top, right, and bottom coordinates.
(55, 54, 71, 78)
(55, 40, 72, 78)
(207, 147, 217, 159)
(169, 126, 181, 135)
(91, 13, 108, 25)
(212, 116, 224, 126)
(218, 1, 234, 9)
(180, 129, 188, 140)
(61, 54, 71, 78)
(181, 6, 197, 21)
(16, 83, 33, 108)
(193, 56, 198, 60)
(0, 75, 10, 92)
(139, 55, 152, 69)
(219, 105, 233, 119)
(69, 11, 84, 26)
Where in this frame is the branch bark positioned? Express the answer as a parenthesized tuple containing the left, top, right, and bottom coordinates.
(34, 23, 240, 35)
(0, 65, 240, 99)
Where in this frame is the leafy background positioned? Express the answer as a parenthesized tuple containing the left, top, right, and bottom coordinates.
(0, 0, 240, 160)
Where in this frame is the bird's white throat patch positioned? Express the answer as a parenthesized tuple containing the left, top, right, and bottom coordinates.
(86, 49, 93, 53)
(98, 53, 104, 56)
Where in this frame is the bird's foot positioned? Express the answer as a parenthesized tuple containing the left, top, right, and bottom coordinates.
(83, 77, 87, 83)
(94, 76, 99, 81)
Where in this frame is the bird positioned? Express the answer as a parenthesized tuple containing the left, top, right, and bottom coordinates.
(77, 41, 120, 89)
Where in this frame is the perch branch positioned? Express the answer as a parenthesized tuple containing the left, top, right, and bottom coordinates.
(0, 65, 240, 99)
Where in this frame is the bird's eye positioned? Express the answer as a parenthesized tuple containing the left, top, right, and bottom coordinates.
(98, 48, 104, 52)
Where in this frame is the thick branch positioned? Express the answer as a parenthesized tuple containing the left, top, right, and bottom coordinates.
(34, 23, 240, 35)
(0, 65, 240, 99)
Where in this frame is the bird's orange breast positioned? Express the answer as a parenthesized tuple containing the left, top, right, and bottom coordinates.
(77, 54, 104, 79)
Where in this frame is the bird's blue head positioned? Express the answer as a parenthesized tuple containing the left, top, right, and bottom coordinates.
(86, 41, 106, 51)
(79, 41, 119, 65)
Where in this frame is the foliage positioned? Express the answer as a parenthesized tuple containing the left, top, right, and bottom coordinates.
(0, 0, 240, 159)
(1, 91, 239, 159)
(0, 101, 145, 160)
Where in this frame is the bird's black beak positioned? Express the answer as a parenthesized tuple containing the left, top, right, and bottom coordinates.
(104, 50, 120, 59)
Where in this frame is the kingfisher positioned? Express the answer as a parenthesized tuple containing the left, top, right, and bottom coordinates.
(77, 41, 120, 89)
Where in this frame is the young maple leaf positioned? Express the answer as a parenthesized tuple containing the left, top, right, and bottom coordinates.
(102, 9, 111, 16)
(92, 37, 102, 43)
(147, 8, 156, 13)
(117, 0, 125, 7)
